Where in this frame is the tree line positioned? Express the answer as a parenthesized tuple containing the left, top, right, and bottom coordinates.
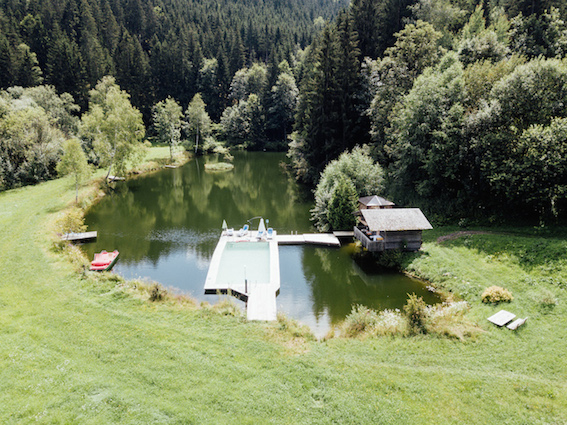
(0, 0, 346, 120)
(3, 0, 567, 224)
(291, 0, 567, 224)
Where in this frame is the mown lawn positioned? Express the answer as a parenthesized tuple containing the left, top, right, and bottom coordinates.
(0, 150, 566, 424)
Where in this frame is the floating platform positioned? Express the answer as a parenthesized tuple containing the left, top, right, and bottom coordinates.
(60, 231, 98, 243)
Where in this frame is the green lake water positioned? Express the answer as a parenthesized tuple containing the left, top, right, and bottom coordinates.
(84, 151, 440, 337)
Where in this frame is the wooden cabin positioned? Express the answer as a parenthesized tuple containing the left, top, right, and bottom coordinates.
(358, 195, 395, 210)
(354, 208, 432, 252)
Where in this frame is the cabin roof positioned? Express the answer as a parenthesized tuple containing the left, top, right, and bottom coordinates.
(358, 195, 395, 207)
(360, 208, 433, 231)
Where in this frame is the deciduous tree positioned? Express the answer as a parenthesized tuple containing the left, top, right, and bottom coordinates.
(57, 138, 91, 203)
(185, 93, 212, 153)
(153, 96, 183, 161)
(80, 76, 145, 180)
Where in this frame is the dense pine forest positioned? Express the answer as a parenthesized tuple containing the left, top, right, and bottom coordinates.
(2, 0, 567, 223)
(0, 0, 347, 115)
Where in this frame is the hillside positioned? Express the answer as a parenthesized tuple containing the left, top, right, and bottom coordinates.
(0, 149, 565, 423)
(0, 0, 348, 115)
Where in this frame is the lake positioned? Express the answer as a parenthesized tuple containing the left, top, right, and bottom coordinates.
(84, 151, 440, 337)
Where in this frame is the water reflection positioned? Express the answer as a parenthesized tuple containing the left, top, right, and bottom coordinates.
(84, 152, 440, 336)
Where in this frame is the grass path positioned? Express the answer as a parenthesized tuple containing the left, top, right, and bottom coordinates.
(0, 152, 566, 423)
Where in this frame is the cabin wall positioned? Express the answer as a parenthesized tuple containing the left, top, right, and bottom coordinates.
(354, 228, 424, 251)
(382, 231, 423, 251)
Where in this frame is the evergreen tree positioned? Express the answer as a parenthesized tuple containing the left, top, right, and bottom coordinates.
(0, 34, 13, 88)
(335, 11, 366, 153)
(114, 27, 151, 117)
(229, 31, 246, 76)
(290, 25, 340, 185)
(351, 0, 380, 58)
(45, 30, 88, 108)
(327, 176, 358, 230)
(100, 0, 120, 53)
(199, 58, 222, 120)
(14, 43, 43, 87)
(78, 0, 113, 85)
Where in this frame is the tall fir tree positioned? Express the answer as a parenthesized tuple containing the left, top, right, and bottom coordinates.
(351, 0, 380, 59)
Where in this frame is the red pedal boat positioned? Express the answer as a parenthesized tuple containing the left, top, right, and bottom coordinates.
(90, 250, 119, 271)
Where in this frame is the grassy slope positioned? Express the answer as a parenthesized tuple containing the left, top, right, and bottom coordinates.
(0, 151, 566, 424)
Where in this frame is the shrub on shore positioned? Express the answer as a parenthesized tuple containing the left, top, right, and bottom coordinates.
(481, 285, 513, 303)
(341, 300, 481, 340)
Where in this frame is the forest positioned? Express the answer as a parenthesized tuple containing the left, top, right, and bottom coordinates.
(2, 0, 567, 224)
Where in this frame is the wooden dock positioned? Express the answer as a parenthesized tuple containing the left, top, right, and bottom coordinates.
(276, 233, 340, 246)
(246, 284, 278, 321)
(333, 230, 354, 238)
(60, 231, 97, 242)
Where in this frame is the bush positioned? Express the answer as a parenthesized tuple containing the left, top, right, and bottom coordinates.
(204, 162, 234, 172)
(530, 289, 558, 310)
(369, 309, 409, 337)
(342, 305, 380, 337)
(424, 301, 482, 340)
(56, 207, 87, 235)
(149, 283, 166, 302)
(276, 313, 315, 340)
(403, 294, 428, 334)
(481, 285, 513, 303)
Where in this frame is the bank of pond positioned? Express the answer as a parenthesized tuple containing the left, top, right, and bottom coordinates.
(83, 152, 442, 337)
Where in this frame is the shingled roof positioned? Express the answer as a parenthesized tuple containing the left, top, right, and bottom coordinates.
(360, 208, 433, 232)
(358, 195, 395, 207)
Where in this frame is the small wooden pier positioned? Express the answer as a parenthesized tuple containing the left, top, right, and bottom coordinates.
(246, 283, 278, 321)
(333, 230, 354, 238)
(275, 233, 340, 246)
(60, 231, 98, 243)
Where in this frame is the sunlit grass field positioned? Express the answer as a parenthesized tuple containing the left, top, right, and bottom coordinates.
(0, 148, 566, 423)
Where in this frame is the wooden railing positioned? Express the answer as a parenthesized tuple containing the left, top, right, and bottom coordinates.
(354, 227, 384, 252)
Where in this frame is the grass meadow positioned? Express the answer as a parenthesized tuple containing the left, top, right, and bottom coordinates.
(0, 148, 566, 424)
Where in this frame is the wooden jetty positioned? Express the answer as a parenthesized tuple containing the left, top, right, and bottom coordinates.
(107, 175, 126, 181)
(333, 230, 354, 238)
(276, 233, 340, 246)
(246, 283, 278, 321)
(60, 231, 97, 243)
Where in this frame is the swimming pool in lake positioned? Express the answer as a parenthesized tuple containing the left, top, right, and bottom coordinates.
(215, 242, 271, 286)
